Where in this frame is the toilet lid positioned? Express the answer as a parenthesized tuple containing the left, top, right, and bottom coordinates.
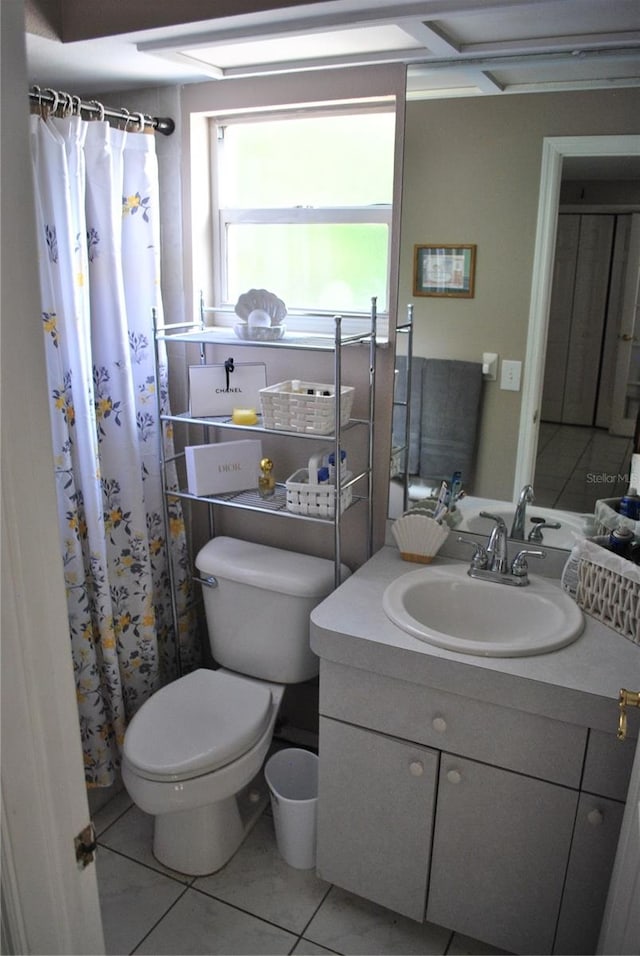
(123, 669, 273, 780)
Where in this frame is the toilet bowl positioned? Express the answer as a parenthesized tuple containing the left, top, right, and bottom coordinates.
(121, 536, 343, 876)
(122, 668, 284, 874)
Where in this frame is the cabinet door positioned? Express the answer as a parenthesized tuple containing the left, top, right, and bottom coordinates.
(316, 716, 438, 921)
(554, 793, 625, 955)
(427, 755, 578, 955)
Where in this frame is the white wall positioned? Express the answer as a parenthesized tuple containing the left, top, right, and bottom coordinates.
(1, 2, 104, 951)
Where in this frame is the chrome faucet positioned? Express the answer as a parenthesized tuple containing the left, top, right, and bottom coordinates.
(483, 512, 509, 574)
(510, 484, 534, 540)
(459, 510, 546, 586)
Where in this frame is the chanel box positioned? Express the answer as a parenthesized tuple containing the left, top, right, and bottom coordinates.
(184, 440, 262, 496)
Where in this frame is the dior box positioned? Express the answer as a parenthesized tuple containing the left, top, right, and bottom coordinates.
(184, 440, 263, 496)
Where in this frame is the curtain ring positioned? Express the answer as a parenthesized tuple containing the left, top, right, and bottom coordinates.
(61, 92, 73, 117)
(134, 112, 147, 133)
(120, 107, 131, 130)
(44, 88, 60, 116)
(71, 95, 82, 117)
(30, 85, 43, 117)
(90, 99, 105, 122)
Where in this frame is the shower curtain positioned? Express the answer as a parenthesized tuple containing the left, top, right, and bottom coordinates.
(30, 111, 200, 787)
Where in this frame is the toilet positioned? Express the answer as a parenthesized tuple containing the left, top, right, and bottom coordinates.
(122, 536, 342, 876)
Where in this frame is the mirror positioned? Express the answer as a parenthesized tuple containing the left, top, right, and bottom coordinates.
(391, 103, 640, 548)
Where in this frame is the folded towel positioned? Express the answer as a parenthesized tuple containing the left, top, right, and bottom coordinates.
(419, 359, 483, 484)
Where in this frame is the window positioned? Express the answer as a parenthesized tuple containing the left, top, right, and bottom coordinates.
(212, 109, 395, 317)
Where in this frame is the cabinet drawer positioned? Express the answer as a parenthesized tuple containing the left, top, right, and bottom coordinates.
(319, 660, 586, 787)
(581, 728, 635, 801)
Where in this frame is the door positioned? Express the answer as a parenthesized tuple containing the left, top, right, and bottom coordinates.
(554, 793, 625, 954)
(598, 734, 640, 955)
(542, 214, 615, 426)
(427, 754, 578, 955)
(610, 214, 640, 437)
(316, 717, 438, 920)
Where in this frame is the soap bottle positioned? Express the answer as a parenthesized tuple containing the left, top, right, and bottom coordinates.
(328, 449, 347, 484)
(258, 457, 275, 499)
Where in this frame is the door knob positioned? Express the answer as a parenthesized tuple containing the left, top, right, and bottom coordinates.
(617, 688, 640, 740)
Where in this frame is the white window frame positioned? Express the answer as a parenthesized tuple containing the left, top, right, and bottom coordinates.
(182, 64, 407, 341)
(210, 109, 394, 321)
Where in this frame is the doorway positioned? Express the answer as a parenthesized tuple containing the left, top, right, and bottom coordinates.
(513, 135, 640, 499)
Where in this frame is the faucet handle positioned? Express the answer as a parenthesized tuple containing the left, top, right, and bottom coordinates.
(511, 548, 547, 577)
(479, 511, 507, 528)
(457, 536, 488, 569)
(527, 518, 562, 542)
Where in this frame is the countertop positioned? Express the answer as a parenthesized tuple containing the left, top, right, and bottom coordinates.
(310, 545, 640, 736)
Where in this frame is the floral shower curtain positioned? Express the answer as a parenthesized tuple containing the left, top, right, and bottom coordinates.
(30, 112, 200, 788)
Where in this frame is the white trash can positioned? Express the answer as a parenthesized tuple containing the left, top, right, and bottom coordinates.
(264, 748, 319, 869)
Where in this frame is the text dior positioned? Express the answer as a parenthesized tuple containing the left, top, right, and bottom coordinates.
(218, 462, 243, 472)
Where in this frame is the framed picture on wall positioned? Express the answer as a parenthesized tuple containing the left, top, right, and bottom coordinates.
(413, 244, 476, 298)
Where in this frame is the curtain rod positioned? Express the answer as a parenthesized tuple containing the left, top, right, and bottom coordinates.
(29, 86, 175, 136)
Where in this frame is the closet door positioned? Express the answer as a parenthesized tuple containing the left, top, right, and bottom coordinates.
(563, 215, 615, 425)
(541, 215, 580, 422)
(542, 214, 615, 426)
(610, 212, 640, 437)
(596, 215, 631, 429)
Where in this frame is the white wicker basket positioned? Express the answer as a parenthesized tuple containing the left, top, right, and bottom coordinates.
(285, 468, 353, 518)
(593, 497, 640, 539)
(260, 381, 355, 434)
(562, 537, 640, 646)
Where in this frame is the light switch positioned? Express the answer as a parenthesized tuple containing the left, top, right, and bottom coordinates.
(500, 359, 522, 391)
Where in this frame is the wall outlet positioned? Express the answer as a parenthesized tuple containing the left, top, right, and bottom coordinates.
(500, 359, 522, 391)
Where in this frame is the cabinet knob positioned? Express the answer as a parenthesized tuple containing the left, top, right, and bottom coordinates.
(432, 716, 447, 734)
(587, 808, 604, 826)
(446, 769, 462, 785)
(409, 760, 424, 777)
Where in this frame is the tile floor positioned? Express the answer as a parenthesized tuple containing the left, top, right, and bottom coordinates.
(93, 789, 508, 956)
(534, 422, 633, 513)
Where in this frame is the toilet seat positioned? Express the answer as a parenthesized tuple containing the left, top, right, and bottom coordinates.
(123, 669, 273, 782)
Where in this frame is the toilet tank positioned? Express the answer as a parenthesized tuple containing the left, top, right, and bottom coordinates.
(195, 536, 348, 683)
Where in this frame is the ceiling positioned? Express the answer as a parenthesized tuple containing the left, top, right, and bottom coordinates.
(25, 0, 640, 100)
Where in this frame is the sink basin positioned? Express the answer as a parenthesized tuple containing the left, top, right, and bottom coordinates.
(382, 563, 584, 657)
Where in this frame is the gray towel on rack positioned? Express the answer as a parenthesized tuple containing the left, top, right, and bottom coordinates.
(392, 356, 425, 475)
(419, 359, 483, 484)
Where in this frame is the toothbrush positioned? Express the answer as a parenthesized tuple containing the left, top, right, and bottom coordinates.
(433, 481, 448, 521)
(449, 471, 462, 507)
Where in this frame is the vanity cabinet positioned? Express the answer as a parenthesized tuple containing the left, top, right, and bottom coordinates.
(316, 660, 632, 955)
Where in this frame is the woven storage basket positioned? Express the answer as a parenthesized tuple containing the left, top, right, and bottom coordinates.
(260, 381, 355, 434)
(285, 468, 352, 518)
(593, 497, 640, 539)
(564, 537, 640, 646)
